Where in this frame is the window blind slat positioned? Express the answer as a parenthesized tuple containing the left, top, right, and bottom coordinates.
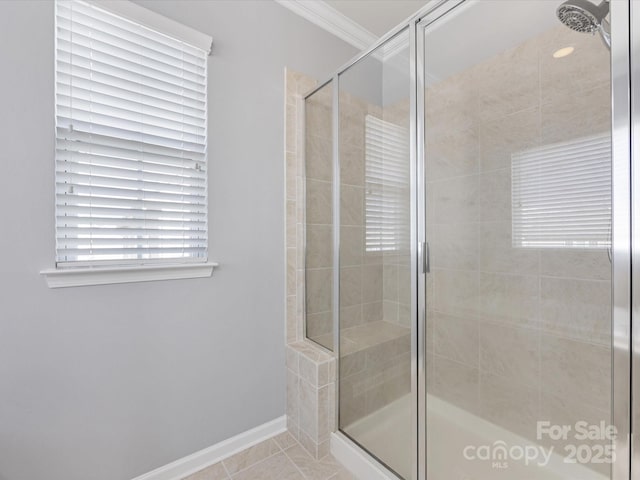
(56, 150, 206, 180)
(56, 56, 205, 102)
(57, 107, 205, 145)
(58, 205, 205, 221)
(56, 84, 205, 125)
(58, 129, 206, 161)
(56, 215, 206, 229)
(56, 68, 205, 110)
(56, 37, 205, 90)
(56, 194, 205, 212)
(512, 133, 611, 249)
(57, 120, 205, 153)
(55, 0, 208, 266)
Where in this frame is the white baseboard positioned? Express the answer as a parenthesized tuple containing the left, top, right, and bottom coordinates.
(132, 416, 287, 480)
(330, 432, 400, 480)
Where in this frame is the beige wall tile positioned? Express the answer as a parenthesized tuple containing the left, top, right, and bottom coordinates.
(432, 175, 479, 225)
(287, 295, 298, 343)
(286, 103, 297, 154)
(306, 311, 332, 339)
(306, 224, 333, 269)
(286, 152, 298, 200)
(286, 346, 299, 374)
(476, 37, 539, 122)
(340, 185, 364, 226)
(306, 179, 332, 225)
(478, 272, 539, 326)
(479, 372, 540, 440)
(340, 305, 363, 330)
(305, 268, 332, 314)
(433, 268, 479, 317)
(299, 378, 318, 439)
(340, 112, 365, 147)
(299, 352, 320, 387)
(479, 321, 539, 386)
(362, 302, 383, 323)
(339, 266, 362, 308)
(479, 221, 539, 275)
(306, 103, 332, 141)
(340, 144, 364, 187)
(540, 277, 611, 345)
(361, 264, 383, 303)
(432, 356, 479, 414)
(429, 222, 478, 271)
(340, 226, 363, 267)
(541, 335, 611, 412)
(433, 312, 478, 368)
(306, 135, 332, 182)
(425, 125, 479, 181)
(541, 84, 611, 144)
(286, 368, 299, 431)
(539, 249, 611, 281)
(479, 106, 539, 172)
(382, 264, 398, 302)
(478, 168, 511, 222)
(425, 70, 478, 130)
(287, 248, 296, 297)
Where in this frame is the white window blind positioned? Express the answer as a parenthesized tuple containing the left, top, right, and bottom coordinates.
(55, 0, 209, 267)
(511, 133, 611, 249)
(364, 115, 410, 253)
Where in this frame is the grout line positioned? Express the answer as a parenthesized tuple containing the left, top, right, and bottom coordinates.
(282, 444, 310, 480)
(221, 460, 232, 480)
(223, 439, 282, 478)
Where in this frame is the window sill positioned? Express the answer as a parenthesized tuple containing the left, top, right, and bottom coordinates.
(40, 262, 218, 288)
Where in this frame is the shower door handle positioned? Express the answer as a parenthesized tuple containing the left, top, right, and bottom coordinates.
(420, 242, 430, 274)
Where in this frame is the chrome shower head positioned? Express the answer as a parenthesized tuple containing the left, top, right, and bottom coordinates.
(556, 0, 610, 48)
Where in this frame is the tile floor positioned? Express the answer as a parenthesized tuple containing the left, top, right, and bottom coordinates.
(182, 430, 357, 480)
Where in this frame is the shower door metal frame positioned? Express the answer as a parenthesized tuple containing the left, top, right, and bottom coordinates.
(630, 0, 640, 476)
(610, 1, 632, 479)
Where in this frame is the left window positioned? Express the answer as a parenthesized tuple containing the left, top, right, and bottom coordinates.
(54, 0, 210, 271)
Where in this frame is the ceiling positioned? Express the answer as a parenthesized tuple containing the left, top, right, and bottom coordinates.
(323, 0, 428, 36)
(278, 0, 564, 82)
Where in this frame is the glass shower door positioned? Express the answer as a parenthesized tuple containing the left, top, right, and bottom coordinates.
(337, 28, 414, 479)
(421, 1, 616, 478)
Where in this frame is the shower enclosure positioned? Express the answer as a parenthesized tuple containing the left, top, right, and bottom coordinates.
(303, 1, 637, 478)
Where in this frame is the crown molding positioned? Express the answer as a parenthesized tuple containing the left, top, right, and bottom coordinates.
(275, 0, 377, 51)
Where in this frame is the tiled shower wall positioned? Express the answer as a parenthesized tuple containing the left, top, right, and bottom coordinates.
(424, 24, 612, 468)
(285, 70, 336, 460)
(303, 84, 334, 347)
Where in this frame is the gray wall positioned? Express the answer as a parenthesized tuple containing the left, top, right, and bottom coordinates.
(0, 2, 355, 479)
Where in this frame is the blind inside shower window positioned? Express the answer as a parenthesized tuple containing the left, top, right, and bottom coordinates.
(55, 0, 210, 267)
(511, 133, 612, 249)
(364, 115, 410, 253)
